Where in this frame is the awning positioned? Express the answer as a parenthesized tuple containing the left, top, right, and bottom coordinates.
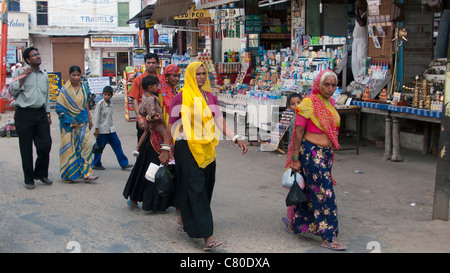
(29, 27, 90, 36)
(127, 4, 155, 24)
(150, 0, 191, 21)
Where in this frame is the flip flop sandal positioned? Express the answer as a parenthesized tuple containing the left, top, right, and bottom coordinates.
(127, 200, 141, 211)
(177, 223, 185, 232)
(84, 175, 98, 182)
(203, 240, 223, 251)
(321, 241, 346, 251)
(282, 217, 294, 234)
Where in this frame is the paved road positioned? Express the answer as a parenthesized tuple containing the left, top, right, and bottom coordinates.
(0, 94, 449, 254)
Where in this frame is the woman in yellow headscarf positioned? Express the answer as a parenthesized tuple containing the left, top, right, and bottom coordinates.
(159, 62, 247, 251)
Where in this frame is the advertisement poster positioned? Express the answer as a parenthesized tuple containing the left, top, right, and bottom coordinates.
(48, 72, 62, 107)
(132, 48, 145, 67)
(87, 76, 110, 103)
(102, 58, 115, 77)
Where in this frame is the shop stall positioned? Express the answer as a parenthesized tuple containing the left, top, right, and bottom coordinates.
(123, 65, 143, 121)
(344, 1, 446, 160)
(213, 0, 352, 150)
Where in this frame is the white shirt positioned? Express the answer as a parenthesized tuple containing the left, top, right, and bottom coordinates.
(94, 99, 116, 134)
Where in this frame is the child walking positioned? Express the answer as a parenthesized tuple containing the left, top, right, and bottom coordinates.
(92, 86, 133, 170)
(133, 75, 165, 157)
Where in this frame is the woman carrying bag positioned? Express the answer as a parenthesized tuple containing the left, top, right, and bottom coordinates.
(284, 69, 345, 251)
(159, 62, 247, 251)
(123, 65, 180, 212)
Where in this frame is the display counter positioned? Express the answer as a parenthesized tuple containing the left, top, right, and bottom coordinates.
(352, 101, 442, 161)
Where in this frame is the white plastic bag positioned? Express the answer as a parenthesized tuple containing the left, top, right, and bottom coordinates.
(282, 168, 305, 189)
(145, 163, 161, 182)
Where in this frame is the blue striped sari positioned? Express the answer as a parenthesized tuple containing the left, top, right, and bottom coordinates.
(55, 82, 94, 180)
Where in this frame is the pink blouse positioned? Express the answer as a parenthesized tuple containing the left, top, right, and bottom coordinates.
(295, 98, 339, 134)
(295, 114, 324, 134)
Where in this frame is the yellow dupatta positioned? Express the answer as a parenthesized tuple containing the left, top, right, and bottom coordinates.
(296, 95, 341, 133)
(180, 62, 219, 168)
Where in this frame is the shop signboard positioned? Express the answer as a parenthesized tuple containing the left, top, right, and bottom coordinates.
(48, 0, 117, 28)
(174, 5, 209, 20)
(6, 46, 16, 64)
(138, 19, 156, 29)
(195, 0, 237, 10)
(7, 12, 28, 40)
(87, 76, 110, 103)
(48, 72, 62, 107)
(91, 36, 134, 48)
(133, 48, 146, 66)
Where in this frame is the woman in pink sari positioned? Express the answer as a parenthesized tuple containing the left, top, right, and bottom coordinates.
(283, 69, 345, 251)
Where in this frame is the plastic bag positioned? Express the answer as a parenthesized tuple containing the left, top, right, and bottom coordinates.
(1, 73, 27, 102)
(1, 82, 14, 101)
(155, 165, 176, 196)
(145, 163, 161, 182)
(282, 168, 305, 189)
(285, 173, 307, 206)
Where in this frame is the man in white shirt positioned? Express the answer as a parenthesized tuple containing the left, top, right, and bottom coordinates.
(92, 86, 132, 170)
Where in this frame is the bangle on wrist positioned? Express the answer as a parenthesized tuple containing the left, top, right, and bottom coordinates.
(161, 146, 171, 152)
(232, 134, 240, 143)
(292, 155, 299, 161)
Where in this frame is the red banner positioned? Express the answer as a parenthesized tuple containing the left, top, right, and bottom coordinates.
(0, 0, 8, 113)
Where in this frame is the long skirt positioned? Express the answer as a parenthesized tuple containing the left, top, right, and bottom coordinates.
(288, 139, 339, 243)
(123, 132, 174, 211)
(59, 122, 94, 180)
(174, 140, 216, 238)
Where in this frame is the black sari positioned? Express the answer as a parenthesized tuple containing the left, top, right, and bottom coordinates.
(174, 140, 216, 238)
(123, 132, 175, 211)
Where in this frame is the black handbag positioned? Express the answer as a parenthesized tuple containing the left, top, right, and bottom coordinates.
(285, 172, 307, 206)
(92, 142, 104, 154)
(155, 165, 176, 196)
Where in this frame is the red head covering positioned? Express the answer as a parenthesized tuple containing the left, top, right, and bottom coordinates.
(306, 69, 340, 150)
(159, 64, 180, 109)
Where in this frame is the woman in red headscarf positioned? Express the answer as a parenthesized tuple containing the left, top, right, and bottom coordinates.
(283, 69, 345, 251)
(159, 64, 181, 127)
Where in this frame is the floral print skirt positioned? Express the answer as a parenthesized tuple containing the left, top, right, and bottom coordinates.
(287, 139, 339, 243)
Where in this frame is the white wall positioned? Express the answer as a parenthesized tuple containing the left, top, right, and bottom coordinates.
(21, 0, 141, 31)
(31, 36, 53, 72)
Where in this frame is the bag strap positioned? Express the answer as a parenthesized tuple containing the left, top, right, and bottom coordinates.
(7, 72, 28, 85)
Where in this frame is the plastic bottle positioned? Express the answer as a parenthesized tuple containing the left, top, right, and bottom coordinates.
(228, 49, 232, 63)
(6, 125, 10, 138)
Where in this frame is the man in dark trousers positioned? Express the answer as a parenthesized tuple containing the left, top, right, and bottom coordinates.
(10, 47, 53, 190)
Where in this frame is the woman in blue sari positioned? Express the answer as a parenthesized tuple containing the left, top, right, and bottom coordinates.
(55, 66, 98, 182)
